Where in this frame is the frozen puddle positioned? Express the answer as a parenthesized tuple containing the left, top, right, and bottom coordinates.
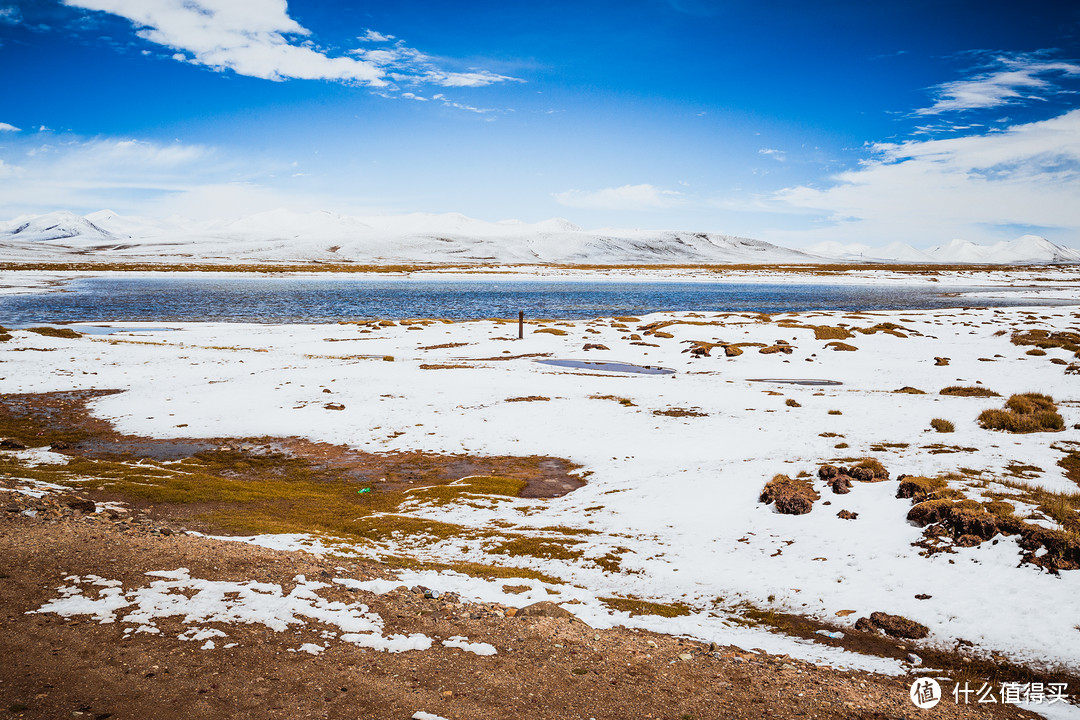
(747, 378, 843, 386)
(535, 358, 676, 375)
(29, 569, 496, 657)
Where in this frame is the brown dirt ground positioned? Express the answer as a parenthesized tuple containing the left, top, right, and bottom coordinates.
(0, 508, 1044, 720)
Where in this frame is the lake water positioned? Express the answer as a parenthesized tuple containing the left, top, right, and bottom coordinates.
(0, 276, 1049, 324)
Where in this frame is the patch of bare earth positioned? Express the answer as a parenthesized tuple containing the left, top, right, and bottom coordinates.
(0, 512, 1040, 720)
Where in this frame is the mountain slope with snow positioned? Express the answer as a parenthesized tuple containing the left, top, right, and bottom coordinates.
(1, 210, 1077, 265)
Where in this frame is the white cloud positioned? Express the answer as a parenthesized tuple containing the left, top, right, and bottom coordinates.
(763, 109, 1080, 246)
(918, 54, 1080, 115)
(63, 0, 519, 89)
(0, 122, 20, 132)
(758, 148, 786, 161)
(553, 184, 685, 211)
(358, 29, 393, 43)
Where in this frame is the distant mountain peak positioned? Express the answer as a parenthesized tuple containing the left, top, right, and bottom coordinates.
(10, 210, 115, 242)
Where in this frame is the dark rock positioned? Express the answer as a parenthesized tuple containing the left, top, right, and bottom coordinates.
(61, 497, 96, 514)
(836, 509, 858, 520)
(854, 617, 880, 634)
(0, 438, 27, 449)
(868, 611, 929, 639)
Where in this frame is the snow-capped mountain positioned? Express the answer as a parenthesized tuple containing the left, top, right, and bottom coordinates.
(6, 210, 120, 243)
(809, 234, 1080, 264)
(0, 209, 819, 265)
(1, 210, 1077, 265)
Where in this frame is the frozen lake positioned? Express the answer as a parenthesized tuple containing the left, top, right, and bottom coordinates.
(0, 276, 1054, 324)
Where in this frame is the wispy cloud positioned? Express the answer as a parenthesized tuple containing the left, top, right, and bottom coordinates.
(763, 109, 1080, 246)
(552, 184, 685, 211)
(358, 29, 393, 43)
(0, 131, 229, 216)
(62, 0, 521, 90)
(758, 147, 786, 161)
(917, 53, 1080, 115)
(0, 122, 21, 132)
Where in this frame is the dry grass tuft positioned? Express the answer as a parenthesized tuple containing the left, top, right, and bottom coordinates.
(589, 394, 637, 407)
(893, 386, 926, 394)
(812, 326, 854, 340)
(506, 396, 551, 402)
(652, 408, 708, 417)
(939, 386, 1000, 397)
(930, 418, 955, 433)
(533, 327, 568, 336)
(896, 476, 949, 502)
(599, 597, 691, 618)
(1011, 329, 1080, 358)
(759, 474, 819, 515)
(978, 393, 1064, 433)
(825, 341, 858, 351)
(25, 326, 82, 339)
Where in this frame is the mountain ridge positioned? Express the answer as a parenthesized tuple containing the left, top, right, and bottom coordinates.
(2, 209, 1077, 265)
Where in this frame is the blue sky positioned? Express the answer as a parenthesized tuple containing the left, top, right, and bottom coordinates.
(1, 0, 1079, 248)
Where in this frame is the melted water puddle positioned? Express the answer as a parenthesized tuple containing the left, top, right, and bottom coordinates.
(535, 359, 676, 375)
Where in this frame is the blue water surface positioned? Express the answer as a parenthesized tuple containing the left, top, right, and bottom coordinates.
(0, 276, 1048, 324)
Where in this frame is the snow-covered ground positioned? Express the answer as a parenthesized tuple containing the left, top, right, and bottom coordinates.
(1, 275, 1079, 679)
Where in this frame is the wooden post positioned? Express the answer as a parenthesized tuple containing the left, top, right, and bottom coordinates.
(518, 310, 524, 339)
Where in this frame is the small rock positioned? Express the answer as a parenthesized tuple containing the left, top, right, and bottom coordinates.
(515, 601, 575, 620)
(836, 509, 858, 520)
(21, 509, 38, 518)
(914, 593, 932, 600)
(677, 652, 693, 661)
(62, 497, 96, 514)
(907, 653, 923, 665)
(858, 612, 930, 639)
